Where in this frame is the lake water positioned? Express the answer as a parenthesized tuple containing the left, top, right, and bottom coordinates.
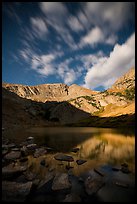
(4, 127, 135, 176)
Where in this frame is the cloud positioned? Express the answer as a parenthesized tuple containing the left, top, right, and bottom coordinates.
(39, 2, 77, 49)
(19, 48, 35, 62)
(57, 58, 77, 85)
(30, 17, 48, 38)
(78, 2, 134, 47)
(68, 15, 84, 32)
(81, 51, 105, 70)
(84, 33, 135, 90)
(40, 2, 67, 19)
(77, 10, 89, 29)
(64, 69, 76, 84)
(80, 26, 118, 47)
(105, 35, 118, 45)
(31, 54, 56, 76)
(84, 2, 134, 31)
(80, 26, 105, 47)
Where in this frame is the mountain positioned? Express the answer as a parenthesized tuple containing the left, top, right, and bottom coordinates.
(108, 67, 135, 92)
(2, 67, 135, 128)
(2, 83, 96, 102)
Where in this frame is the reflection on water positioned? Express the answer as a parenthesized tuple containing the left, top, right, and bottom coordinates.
(3, 127, 135, 176)
(27, 127, 135, 176)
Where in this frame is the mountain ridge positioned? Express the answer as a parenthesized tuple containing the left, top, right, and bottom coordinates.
(2, 67, 135, 127)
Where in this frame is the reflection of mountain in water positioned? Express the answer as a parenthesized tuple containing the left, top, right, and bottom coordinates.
(74, 133, 135, 168)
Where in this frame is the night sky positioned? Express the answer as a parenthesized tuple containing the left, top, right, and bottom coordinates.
(2, 2, 135, 91)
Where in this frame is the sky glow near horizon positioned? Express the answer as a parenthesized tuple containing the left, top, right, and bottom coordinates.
(2, 2, 135, 91)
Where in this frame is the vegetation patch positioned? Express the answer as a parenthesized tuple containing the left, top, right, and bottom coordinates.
(124, 87, 135, 100)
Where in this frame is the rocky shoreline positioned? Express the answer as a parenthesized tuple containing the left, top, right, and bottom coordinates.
(2, 136, 135, 202)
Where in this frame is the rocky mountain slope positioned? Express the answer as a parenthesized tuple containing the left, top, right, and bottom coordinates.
(2, 67, 135, 127)
(2, 83, 96, 102)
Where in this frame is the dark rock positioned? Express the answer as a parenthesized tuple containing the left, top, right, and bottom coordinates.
(2, 181, 32, 202)
(112, 166, 121, 171)
(2, 163, 27, 179)
(85, 176, 105, 195)
(121, 166, 130, 174)
(11, 148, 20, 151)
(48, 166, 55, 172)
(121, 163, 128, 168)
(34, 147, 47, 158)
(4, 151, 21, 160)
(45, 147, 54, 152)
(40, 160, 46, 166)
(19, 157, 28, 163)
(2, 149, 8, 156)
(52, 173, 71, 190)
(66, 165, 74, 170)
(2, 145, 9, 149)
(71, 148, 80, 153)
(61, 193, 81, 202)
(94, 168, 105, 177)
(38, 172, 54, 189)
(76, 159, 87, 165)
(78, 177, 84, 183)
(21, 144, 37, 155)
(54, 153, 74, 162)
(8, 143, 16, 148)
(32, 179, 40, 187)
(26, 144, 37, 151)
(27, 137, 34, 141)
(23, 171, 37, 181)
(21, 146, 29, 156)
(68, 169, 73, 176)
(115, 181, 129, 188)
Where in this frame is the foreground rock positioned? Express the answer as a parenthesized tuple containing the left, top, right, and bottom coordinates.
(54, 154, 74, 162)
(85, 176, 104, 195)
(2, 163, 27, 179)
(52, 173, 71, 190)
(34, 147, 47, 158)
(62, 193, 81, 202)
(4, 151, 21, 160)
(2, 181, 32, 202)
(38, 172, 54, 189)
(76, 159, 87, 165)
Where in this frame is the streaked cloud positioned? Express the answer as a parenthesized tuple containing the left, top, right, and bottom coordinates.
(30, 17, 48, 38)
(84, 33, 135, 89)
(68, 15, 84, 32)
(80, 27, 105, 47)
(84, 2, 134, 31)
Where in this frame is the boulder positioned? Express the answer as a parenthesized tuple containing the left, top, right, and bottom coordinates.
(38, 172, 54, 189)
(2, 181, 32, 202)
(76, 159, 87, 165)
(23, 171, 37, 181)
(27, 137, 34, 141)
(26, 144, 37, 151)
(71, 148, 80, 153)
(62, 193, 81, 202)
(54, 154, 74, 162)
(4, 151, 21, 160)
(34, 147, 47, 158)
(85, 176, 104, 195)
(52, 173, 71, 190)
(2, 163, 27, 179)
